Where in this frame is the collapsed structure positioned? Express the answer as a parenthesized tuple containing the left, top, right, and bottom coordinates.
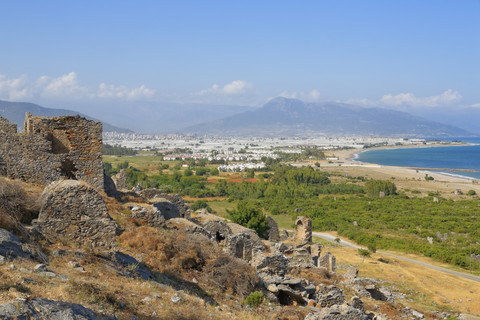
(0, 113, 104, 190)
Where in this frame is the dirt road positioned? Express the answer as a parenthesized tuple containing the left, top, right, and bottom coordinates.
(313, 231, 480, 283)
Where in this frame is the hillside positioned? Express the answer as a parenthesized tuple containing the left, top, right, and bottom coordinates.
(183, 97, 474, 138)
(0, 100, 132, 133)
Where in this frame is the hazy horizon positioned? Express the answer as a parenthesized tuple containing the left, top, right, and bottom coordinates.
(0, 1, 479, 122)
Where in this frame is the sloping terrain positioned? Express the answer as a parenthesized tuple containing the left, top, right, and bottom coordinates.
(184, 97, 474, 138)
(0, 100, 131, 133)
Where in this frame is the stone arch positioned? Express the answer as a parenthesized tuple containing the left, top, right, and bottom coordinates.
(295, 216, 312, 243)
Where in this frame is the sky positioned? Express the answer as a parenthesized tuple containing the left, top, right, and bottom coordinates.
(0, 0, 479, 112)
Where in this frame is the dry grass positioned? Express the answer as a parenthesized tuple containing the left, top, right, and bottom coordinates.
(0, 177, 41, 238)
(118, 226, 259, 300)
(329, 245, 480, 316)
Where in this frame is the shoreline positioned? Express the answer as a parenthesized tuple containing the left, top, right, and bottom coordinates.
(346, 143, 479, 182)
(327, 144, 480, 197)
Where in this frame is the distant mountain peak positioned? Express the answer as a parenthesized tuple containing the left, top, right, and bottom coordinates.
(182, 97, 475, 138)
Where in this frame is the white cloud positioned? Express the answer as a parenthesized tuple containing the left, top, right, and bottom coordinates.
(279, 91, 298, 99)
(279, 89, 321, 102)
(346, 89, 463, 108)
(379, 89, 462, 107)
(0, 72, 155, 102)
(470, 103, 480, 108)
(308, 89, 321, 101)
(0, 74, 30, 100)
(197, 80, 253, 96)
(97, 83, 156, 100)
(37, 72, 88, 98)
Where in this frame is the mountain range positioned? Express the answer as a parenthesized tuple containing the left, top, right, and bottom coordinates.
(0, 100, 131, 133)
(0, 98, 476, 138)
(182, 97, 474, 138)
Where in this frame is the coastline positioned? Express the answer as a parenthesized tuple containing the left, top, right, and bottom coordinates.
(327, 143, 480, 199)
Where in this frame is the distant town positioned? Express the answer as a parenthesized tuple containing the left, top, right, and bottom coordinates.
(103, 132, 457, 166)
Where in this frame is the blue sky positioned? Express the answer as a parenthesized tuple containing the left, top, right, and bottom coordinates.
(0, 0, 479, 110)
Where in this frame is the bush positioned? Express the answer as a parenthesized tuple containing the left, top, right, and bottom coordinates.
(244, 291, 264, 307)
(190, 200, 209, 211)
(119, 226, 258, 299)
(227, 201, 269, 239)
(467, 190, 476, 196)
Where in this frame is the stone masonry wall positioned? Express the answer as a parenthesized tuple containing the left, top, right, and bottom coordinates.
(34, 180, 119, 249)
(0, 113, 104, 190)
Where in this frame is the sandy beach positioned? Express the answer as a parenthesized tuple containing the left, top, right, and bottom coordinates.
(319, 145, 480, 200)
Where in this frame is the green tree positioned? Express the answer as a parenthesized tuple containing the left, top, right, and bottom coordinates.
(227, 201, 269, 239)
(184, 168, 193, 176)
(365, 179, 396, 197)
(118, 161, 129, 170)
(358, 248, 371, 262)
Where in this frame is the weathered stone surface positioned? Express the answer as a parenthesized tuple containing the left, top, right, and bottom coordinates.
(0, 228, 30, 259)
(103, 173, 118, 198)
(111, 169, 127, 190)
(295, 216, 312, 243)
(139, 189, 191, 219)
(253, 253, 290, 275)
(130, 205, 165, 228)
(343, 267, 358, 280)
(224, 232, 255, 261)
(318, 252, 336, 272)
(315, 285, 345, 307)
(227, 223, 262, 245)
(165, 218, 213, 240)
(305, 304, 370, 320)
(202, 220, 232, 242)
(34, 180, 120, 249)
(101, 251, 154, 280)
(349, 296, 364, 311)
(0, 298, 102, 320)
(267, 216, 280, 241)
(0, 113, 104, 190)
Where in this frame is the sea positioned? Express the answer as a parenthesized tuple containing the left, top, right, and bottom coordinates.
(354, 138, 480, 180)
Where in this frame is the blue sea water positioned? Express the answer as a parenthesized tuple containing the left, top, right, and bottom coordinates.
(355, 138, 480, 180)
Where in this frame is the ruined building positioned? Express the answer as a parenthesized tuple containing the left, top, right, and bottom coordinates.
(0, 113, 104, 190)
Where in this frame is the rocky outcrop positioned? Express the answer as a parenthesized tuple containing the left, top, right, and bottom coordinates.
(305, 304, 370, 320)
(0, 298, 103, 320)
(267, 216, 280, 241)
(0, 228, 31, 260)
(0, 228, 48, 263)
(130, 205, 165, 228)
(103, 173, 119, 199)
(139, 189, 191, 219)
(202, 220, 232, 242)
(34, 180, 120, 250)
(111, 169, 127, 190)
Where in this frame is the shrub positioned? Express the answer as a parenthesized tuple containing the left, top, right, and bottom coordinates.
(227, 201, 269, 238)
(244, 291, 264, 307)
(190, 200, 209, 211)
(119, 227, 258, 299)
(467, 190, 476, 196)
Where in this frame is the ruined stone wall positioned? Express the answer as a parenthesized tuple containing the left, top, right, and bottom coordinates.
(34, 180, 119, 249)
(0, 113, 104, 190)
(0, 116, 17, 133)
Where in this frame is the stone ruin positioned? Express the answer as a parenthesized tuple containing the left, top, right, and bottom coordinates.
(295, 216, 312, 243)
(33, 180, 120, 250)
(0, 113, 104, 190)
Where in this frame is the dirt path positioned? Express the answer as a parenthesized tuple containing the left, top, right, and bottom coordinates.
(312, 231, 480, 283)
